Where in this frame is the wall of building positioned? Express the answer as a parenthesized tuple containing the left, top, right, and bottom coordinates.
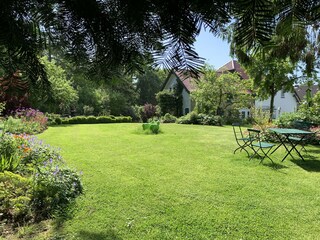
(182, 89, 191, 115)
(255, 90, 298, 118)
(163, 74, 192, 115)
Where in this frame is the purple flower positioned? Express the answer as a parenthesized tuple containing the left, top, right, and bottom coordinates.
(53, 166, 59, 176)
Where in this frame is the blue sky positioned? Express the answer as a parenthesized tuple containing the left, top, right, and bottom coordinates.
(193, 29, 233, 69)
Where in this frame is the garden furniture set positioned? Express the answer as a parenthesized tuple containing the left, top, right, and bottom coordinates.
(232, 123, 314, 163)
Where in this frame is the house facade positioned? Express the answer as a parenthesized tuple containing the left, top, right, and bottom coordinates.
(162, 60, 319, 118)
(162, 70, 196, 115)
(255, 85, 319, 118)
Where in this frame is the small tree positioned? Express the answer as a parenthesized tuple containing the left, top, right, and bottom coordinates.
(192, 68, 252, 118)
(243, 56, 295, 122)
(139, 103, 158, 122)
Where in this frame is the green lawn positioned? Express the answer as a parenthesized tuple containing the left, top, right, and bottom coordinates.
(38, 123, 320, 240)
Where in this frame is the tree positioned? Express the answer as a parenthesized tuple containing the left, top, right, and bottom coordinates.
(243, 56, 295, 122)
(1, 0, 318, 86)
(192, 67, 252, 118)
(30, 57, 78, 114)
(135, 68, 166, 105)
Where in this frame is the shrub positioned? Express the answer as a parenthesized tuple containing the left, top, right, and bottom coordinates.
(274, 112, 306, 129)
(197, 114, 222, 126)
(140, 104, 158, 122)
(0, 171, 32, 222)
(142, 121, 160, 134)
(156, 90, 178, 116)
(0, 133, 83, 224)
(32, 167, 83, 220)
(309, 126, 320, 145)
(55, 117, 62, 125)
(162, 113, 177, 123)
(4, 108, 48, 134)
(96, 116, 116, 123)
(45, 113, 62, 126)
(176, 112, 222, 126)
(61, 115, 132, 124)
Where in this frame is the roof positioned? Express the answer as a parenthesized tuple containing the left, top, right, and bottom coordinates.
(161, 70, 197, 93)
(162, 60, 249, 92)
(174, 70, 197, 92)
(294, 85, 319, 102)
(216, 60, 249, 80)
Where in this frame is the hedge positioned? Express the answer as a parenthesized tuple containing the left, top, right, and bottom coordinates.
(61, 115, 132, 124)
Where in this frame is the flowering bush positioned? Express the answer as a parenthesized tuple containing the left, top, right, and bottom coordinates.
(0, 133, 83, 224)
(5, 108, 48, 134)
(309, 126, 320, 145)
(139, 104, 158, 122)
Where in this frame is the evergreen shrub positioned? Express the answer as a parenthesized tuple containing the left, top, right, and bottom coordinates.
(61, 115, 132, 124)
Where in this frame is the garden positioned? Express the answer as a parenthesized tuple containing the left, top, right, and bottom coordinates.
(1, 1, 320, 239)
(0, 105, 319, 239)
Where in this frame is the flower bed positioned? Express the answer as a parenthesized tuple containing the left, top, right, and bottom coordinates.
(0, 133, 83, 226)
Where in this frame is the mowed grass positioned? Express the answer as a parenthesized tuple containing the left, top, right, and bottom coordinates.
(38, 123, 320, 240)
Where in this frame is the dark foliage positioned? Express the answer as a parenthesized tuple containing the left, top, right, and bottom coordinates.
(0, 0, 319, 89)
(61, 115, 132, 124)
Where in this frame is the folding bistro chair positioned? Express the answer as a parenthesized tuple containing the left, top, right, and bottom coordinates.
(247, 128, 275, 163)
(288, 129, 318, 155)
(288, 135, 308, 153)
(232, 123, 252, 157)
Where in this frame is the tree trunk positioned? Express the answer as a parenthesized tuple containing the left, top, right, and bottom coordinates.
(217, 88, 223, 116)
(269, 86, 275, 122)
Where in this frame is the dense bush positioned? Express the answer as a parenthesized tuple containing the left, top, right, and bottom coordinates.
(274, 112, 307, 129)
(45, 113, 62, 126)
(156, 90, 179, 116)
(61, 115, 132, 124)
(309, 126, 320, 145)
(139, 104, 158, 122)
(273, 112, 319, 145)
(4, 108, 48, 134)
(176, 112, 222, 126)
(0, 133, 83, 224)
(142, 121, 160, 134)
(162, 113, 177, 123)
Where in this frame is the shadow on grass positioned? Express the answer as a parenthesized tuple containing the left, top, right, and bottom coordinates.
(248, 156, 288, 171)
(291, 157, 320, 172)
(263, 161, 289, 171)
(305, 148, 320, 155)
(75, 230, 122, 240)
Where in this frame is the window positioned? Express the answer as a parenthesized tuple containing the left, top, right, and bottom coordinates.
(241, 111, 246, 119)
(281, 89, 285, 98)
(185, 108, 189, 115)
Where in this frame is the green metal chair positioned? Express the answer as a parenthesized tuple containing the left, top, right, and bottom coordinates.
(247, 128, 275, 163)
(232, 123, 252, 157)
(288, 129, 318, 155)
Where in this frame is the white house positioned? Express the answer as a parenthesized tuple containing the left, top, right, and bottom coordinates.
(162, 60, 319, 118)
(256, 85, 319, 119)
(162, 70, 196, 115)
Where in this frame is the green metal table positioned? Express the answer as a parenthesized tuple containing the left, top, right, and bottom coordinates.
(269, 128, 313, 162)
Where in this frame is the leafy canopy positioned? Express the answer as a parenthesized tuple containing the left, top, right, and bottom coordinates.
(1, 0, 319, 85)
(192, 67, 253, 116)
